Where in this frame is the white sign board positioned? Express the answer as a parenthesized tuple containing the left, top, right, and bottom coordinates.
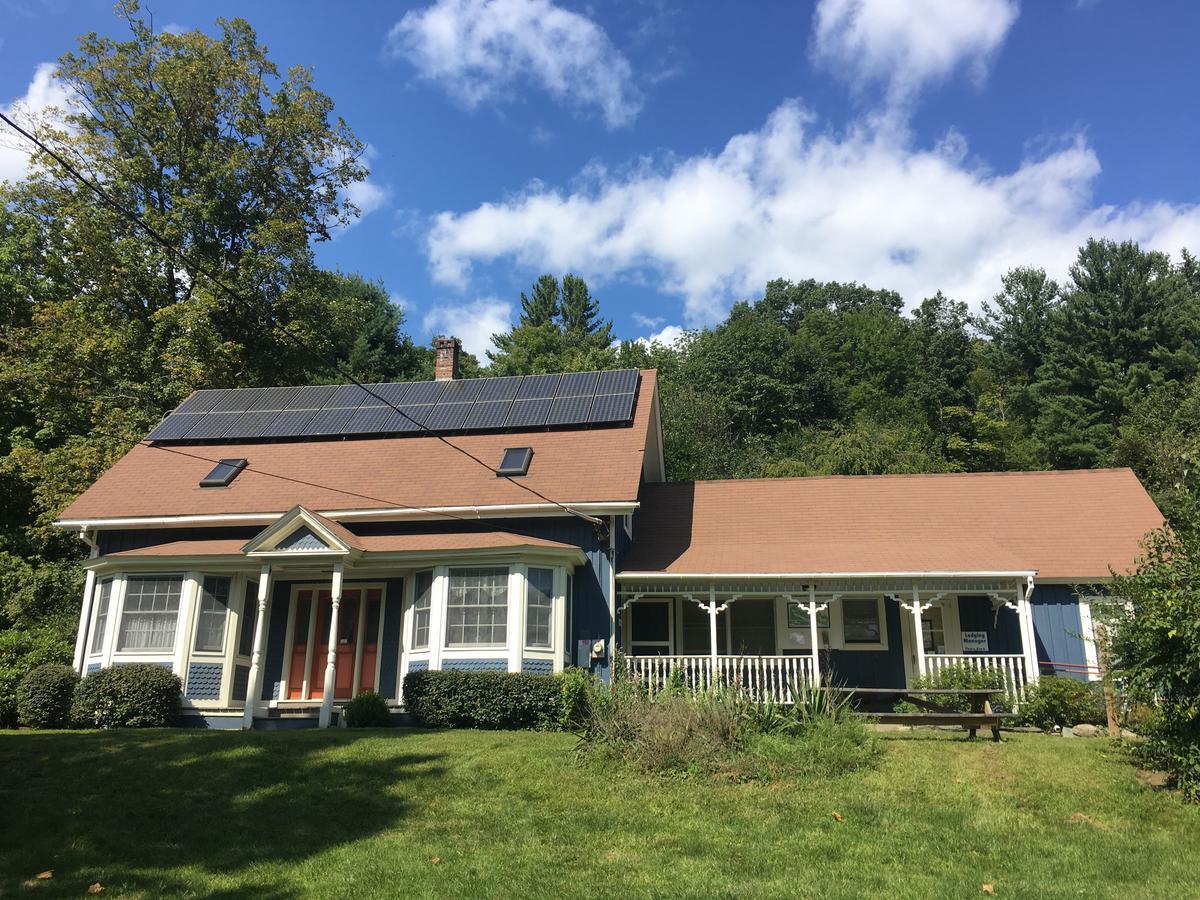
(962, 631, 989, 652)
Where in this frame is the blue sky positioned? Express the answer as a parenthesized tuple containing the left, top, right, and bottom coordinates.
(3, 0, 1199, 357)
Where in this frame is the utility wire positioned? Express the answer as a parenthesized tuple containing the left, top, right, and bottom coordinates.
(0, 109, 607, 531)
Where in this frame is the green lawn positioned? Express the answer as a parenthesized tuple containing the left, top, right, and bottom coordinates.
(1, 728, 1197, 898)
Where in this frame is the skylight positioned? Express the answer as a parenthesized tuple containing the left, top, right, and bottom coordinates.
(497, 447, 533, 477)
(199, 458, 248, 488)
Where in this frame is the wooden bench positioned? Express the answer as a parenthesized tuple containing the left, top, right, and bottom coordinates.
(829, 687, 1009, 742)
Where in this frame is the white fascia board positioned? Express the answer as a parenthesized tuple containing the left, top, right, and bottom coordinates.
(616, 570, 1038, 580)
(55, 501, 639, 530)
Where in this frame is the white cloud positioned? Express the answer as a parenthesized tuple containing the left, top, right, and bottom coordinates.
(0, 62, 70, 185)
(426, 100, 1200, 326)
(811, 0, 1019, 104)
(636, 323, 686, 348)
(346, 179, 391, 218)
(423, 296, 513, 358)
(632, 312, 664, 329)
(386, 0, 643, 128)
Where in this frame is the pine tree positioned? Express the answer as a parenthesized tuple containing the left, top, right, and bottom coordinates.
(518, 274, 560, 326)
(559, 274, 614, 349)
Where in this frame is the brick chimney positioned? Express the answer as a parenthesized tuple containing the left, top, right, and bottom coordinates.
(433, 336, 462, 380)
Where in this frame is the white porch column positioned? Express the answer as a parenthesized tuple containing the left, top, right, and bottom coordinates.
(911, 584, 927, 679)
(1017, 577, 1041, 685)
(72, 569, 97, 674)
(319, 562, 344, 728)
(807, 585, 821, 685)
(707, 584, 718, 670)
(241, 564, 273, 730)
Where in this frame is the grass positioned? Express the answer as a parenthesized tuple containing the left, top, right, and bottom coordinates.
(2, 728, 1198, 898)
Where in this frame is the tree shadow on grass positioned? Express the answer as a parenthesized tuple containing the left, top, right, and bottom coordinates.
(0, 729, 443, 898)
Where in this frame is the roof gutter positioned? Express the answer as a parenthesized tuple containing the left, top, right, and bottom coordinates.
(54, 501, 639, 530)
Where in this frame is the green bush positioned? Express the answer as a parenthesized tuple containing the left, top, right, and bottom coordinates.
(897, 663, 1012, 714)
(558, 667, 593, 730)
(0, 628, 73, 728)
(72, 664, 182, 728)
(343, 690, 391, 727)
(16, 663, 79, 728)
(403, 669, 561, 730)
(1016, 675, 1105, 730)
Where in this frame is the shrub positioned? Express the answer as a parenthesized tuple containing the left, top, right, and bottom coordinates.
(343, 691, 391, 727)
(897, 663, 1012, 714)
(16, 664, 79, 728)
(403, 669, 561, 730)
(0, 627, 73, 728)
(1016, 675, 1105, 730)
(558, 667, 593, 730)
(72, 664, 182, 728)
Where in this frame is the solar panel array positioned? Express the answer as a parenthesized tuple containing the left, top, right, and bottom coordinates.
(146, 369, 640, 443)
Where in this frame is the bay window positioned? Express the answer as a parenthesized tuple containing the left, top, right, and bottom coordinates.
(117, 575, 184, 652)
(89, 578, 114, 655)
(524, 567, 554, 649)
(445, 567, 508, 647)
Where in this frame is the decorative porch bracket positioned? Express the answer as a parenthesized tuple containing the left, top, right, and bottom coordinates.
(898, 586, 935, 678)
(683, 590, 737, 667)
(241, 563, 273, 730)
(318, 562, 344, 728)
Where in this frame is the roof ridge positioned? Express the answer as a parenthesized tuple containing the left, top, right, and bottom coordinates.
(650, 467, 1136, 488)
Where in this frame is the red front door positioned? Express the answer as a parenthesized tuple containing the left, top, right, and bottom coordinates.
(309, 588, 362, 700)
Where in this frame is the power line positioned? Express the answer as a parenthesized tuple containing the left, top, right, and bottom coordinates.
(0, 109, 606, 532)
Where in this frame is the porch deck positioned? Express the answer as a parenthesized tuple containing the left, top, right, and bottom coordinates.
(626, 652, 1030, 707)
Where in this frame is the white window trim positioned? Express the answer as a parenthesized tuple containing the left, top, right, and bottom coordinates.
(1077, 596, 1102, 682)
(442, 564, 512, 652)
(111, 572, 188, 659)
(190, 574, 233, 657)
(86, 577, 116, 659)
(410, 569, 434, 652)
(834, 595, 889, 652)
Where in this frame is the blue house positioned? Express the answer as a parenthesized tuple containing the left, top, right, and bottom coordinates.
(56, 339, 1165, 726)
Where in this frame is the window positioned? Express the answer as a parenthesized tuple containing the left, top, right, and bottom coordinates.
(89, 578, 113, 655)
(238, 582, 258, 657)
(445, 567, 508, 647)
(199, 458, 247, 488)
(922, 606, 946, 654)
(117, 575, 183, 652)
(496, 447, 532, 476)
(412, 571, 433, 650)
(193, 576, 232, 652)
(842, 598, 882, 645)
(525, 567, 554, 649)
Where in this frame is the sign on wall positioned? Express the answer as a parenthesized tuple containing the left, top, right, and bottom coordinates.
(962, 630, 989, 652)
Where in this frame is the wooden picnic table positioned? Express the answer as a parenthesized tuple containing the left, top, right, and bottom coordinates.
(827, 686, 1007, 741)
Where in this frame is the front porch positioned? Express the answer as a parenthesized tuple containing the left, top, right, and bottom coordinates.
(617, 574, 1041, 707)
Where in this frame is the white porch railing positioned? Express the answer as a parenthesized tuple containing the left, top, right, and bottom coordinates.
(625, 655, 815, 704)
(925, 653, 1029, 706)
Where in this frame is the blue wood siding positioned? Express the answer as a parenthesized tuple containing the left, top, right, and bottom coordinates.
(956, 595, 1023, 654)
(1031, 584, 1097, 678)
(231, 664, 250, 702)
(827, 597, 906, 688)
(522, 659, 554, 675)
(262, 580, 291, 700)
(377, 578, 404, 700)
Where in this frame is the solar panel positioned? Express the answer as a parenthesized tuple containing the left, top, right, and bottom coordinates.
(439, 379, 483, 403)
(475, 376, 523, 402)
(589, 391, 635, 423)
(146, 413, 208, 441)
(463, 399, 513, 430)
(546, 394, 594, 426)
(255, 408, 322, 438)
(225, 409, 284, 438)
(404, 381, 447, 405)
(301, 406, 364, 436)
(596, 368, 638, 395)
(147, 367, 640, 442)
(424, 402, 472, 430)
(557, 371, 598, 397)
(506, 398, 551, 428)
(516, 374, 560, 400)
(174, 390, 226, 415)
